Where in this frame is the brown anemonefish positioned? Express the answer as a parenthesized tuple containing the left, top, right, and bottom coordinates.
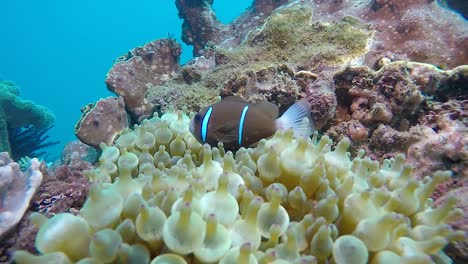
(189, 96, 314, 150)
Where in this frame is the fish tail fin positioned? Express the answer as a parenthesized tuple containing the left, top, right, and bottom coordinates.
(275, 99, 314, 138)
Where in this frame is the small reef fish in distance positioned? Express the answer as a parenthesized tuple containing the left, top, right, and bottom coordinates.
(190, 96, 314, 150)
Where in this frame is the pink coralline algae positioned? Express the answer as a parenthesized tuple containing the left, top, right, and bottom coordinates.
(105, 39, 182, 119)
(176, 0, 467, 68)
(312, 0, 468, 68)
(74, 97, 128, 149)
(407, 101, 467, 178)
(333, 62, 428, 128)
(331, 62, 467, 160)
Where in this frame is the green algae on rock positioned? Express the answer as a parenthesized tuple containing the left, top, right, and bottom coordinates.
(145, 5, 371, 114)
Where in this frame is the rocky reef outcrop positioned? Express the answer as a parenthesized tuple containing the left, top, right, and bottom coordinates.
(75, 97, 129, 149)
(105, 39, 182, 119)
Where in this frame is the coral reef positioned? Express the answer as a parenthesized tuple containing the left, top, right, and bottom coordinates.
(221, 64, 310, 112)
(0, 153, 43, 242)
(312, 0, 467, 69)
(0, 81, 55, 155)
(176, 0, 468, 68)
(105, 39, 182, 119)
(101, 0, 467, 139)
(175, 0, 225, 56)
(12, 109, 465, 263)
(407, 112, 467, 179)
(75, 97, 129, 149)
(63, 0, 466, 261)
(330, 62, 467, 176)
(145, 9, 371, 116)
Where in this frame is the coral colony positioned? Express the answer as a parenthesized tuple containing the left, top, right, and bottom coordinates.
(1, 0, 467, 263)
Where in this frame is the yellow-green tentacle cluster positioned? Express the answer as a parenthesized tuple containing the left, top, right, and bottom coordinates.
(14, 107, 464, 264)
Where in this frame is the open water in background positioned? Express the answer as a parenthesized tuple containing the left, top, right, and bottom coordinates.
(0, 0, 250, 158)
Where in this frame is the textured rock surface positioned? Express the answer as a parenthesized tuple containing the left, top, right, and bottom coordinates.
(61, 140, 98, 164)
(147, 6, 371, 116)
(176, 0, 468, 68)
(105, 39, 182, 119)
(330, 63, 467, 168)
(434, 187, 468, 262)
(311, 0, 468, 69)
(75, 97, 128, 148)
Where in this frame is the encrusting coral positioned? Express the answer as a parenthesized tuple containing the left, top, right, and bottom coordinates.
(13, 107, 465, 264)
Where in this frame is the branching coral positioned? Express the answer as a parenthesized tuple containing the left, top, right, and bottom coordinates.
(13, 108, 465, 263)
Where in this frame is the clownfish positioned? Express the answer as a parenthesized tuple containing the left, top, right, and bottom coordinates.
(189, 96, 314, 150)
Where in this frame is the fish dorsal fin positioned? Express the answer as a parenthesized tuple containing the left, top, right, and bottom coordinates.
(252, 101, 279, 119)
(221, 96, 246, 103)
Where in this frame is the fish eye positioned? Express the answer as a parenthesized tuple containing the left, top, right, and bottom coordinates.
(194, 113, 202, 122)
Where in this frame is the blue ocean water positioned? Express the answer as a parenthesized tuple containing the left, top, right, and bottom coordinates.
(0, 0, 251, 159)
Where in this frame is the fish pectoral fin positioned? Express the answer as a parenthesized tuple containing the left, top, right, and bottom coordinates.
(252, 101, 279, 119)
(213, 123, 238, 143)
